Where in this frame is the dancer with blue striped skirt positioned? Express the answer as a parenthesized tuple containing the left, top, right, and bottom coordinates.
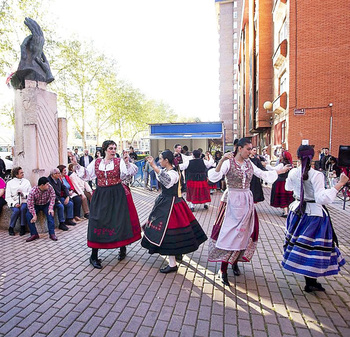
(282, 144, 349, 292)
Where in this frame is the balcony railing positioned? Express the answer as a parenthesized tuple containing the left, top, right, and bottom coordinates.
(273, 0, 287, 20)
(273, 39, 288, 68)
(272, 92, 287, 114)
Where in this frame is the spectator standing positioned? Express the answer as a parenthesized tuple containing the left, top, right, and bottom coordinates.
(319, 147, 331, 186)
(262, 148, 270, 165)
(68, 163, 92, 219)
(25, 177, 57, 242)
(73, 148, 80, 162)
(129, 146, 138, 162)
(79, 149, 93, 167)
(5, 167, 31, 236)
(143, 159, 153, 191)
(79, 149, 93, 187)
(182, 145, 190, 156)
(48, 168, 76, 231)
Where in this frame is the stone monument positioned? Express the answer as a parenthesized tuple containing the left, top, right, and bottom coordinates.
(0, 18, 67, 231)
(11, 18, 67, 186)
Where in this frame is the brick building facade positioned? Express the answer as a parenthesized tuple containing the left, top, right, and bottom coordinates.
(218, 0, 350, 160)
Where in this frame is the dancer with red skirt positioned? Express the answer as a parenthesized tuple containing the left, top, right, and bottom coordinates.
(73, 140, 141, 269)
(270, 150, 294, 217)
(183, 149, 213, 211)
(141, 150, 207, 273)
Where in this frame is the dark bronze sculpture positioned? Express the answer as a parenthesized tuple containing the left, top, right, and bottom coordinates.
(11, 17, 54, 89)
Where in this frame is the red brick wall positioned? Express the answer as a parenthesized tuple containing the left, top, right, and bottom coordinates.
(288, 1, 350, 158)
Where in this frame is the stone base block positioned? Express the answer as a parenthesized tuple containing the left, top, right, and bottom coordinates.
(0, 205, 60, 233)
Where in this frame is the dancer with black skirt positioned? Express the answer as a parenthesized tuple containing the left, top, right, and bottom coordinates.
(73, 140, 141, 269)
(141, 150, 207, 273)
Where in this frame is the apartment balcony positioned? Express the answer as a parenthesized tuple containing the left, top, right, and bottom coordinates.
(273, 39, 287, 68)
(272, 92, 287, 114)
(273, 0, 287, 21)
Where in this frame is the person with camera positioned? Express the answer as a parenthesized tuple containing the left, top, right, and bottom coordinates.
(282, 144, 349, 292)
(5, 167, 31, 236)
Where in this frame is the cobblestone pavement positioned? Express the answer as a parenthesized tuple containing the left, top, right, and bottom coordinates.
(0, 187, 349, 337)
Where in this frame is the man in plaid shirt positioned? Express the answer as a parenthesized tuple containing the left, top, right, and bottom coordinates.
(25, 177, 57, 242)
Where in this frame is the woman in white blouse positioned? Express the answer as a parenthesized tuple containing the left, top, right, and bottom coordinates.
(208, 138, 290, 286)
(73, 140, 141, 269)
(282, 144, 348, 292)
(141, 150, 207, 273)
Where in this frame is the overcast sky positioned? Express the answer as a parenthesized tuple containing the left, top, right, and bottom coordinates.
(50, 0, 220, 121)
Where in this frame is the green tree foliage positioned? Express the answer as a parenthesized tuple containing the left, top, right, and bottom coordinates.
(0, 0, 52, 77)
(1, 1, 196, 147)
(51, 39, 112, 148)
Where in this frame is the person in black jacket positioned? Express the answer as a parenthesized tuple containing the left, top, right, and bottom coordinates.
(249, 147, 266, 203)
(48, 168, 76, 230)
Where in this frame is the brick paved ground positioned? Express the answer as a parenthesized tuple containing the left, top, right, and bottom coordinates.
(0, 187, 349, 337)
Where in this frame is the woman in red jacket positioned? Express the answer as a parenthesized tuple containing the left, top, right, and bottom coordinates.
(57, 165, 83, 222)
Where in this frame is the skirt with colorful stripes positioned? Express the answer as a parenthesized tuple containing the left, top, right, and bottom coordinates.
(282, 210, 345, 278)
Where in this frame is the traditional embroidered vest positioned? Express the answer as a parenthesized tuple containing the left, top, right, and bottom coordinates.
(226, 158, 254, 189)
(95, 158, 121, 187)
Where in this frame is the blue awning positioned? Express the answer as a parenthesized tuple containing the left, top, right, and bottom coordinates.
(149, 133, 222, 139)
(149, 122, 223, 140)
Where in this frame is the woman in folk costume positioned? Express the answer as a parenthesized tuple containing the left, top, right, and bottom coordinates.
(182, 149, 214, 211)
(208, 138, 291, 286)
(141, 150, 207, 273)
(282, 144, 348, 292)
(73, 140, 141, 269)
(270, 150, 295, 217)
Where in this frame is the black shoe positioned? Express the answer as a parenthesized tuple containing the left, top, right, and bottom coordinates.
(20, 226, 26, 236)
(190, 207, 195, 212)
(84, 213, 89, 219)
(160, 265, 178, 274)
(220, 272, 230, 286)
(281, 213, 288, 218)
(175, 255, 183, 263)
(89, 257, 102, 269)
(59, 223, 69, 231)
(8, 227, 15, 236)
(65, 219, 76, 226)
(232, 263, 241, 276)
(49, 234, 58, 241)
(26, 234, 39, 242)
(304, 283, 325, 293)
(204, 204, 209, 209)
(118, 246, 126, 261)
